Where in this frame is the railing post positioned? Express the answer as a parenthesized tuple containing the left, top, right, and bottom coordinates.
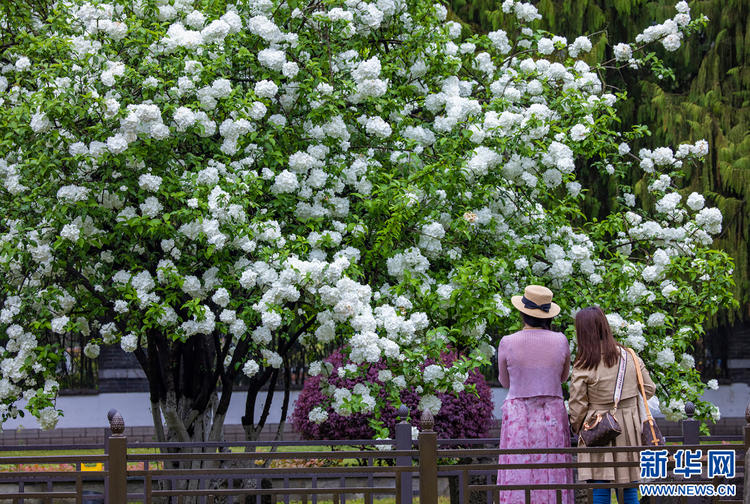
(419, 409, 438, 504)
(108, 410, 128, 504)
(395, 405, 414, 504)
(104, 409, 115, 500)
(681, 401, 700, 445)
(682, 402, 700, 504)
(744, 403, 749, 504)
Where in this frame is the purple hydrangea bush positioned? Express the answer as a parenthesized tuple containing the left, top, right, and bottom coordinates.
(292, 349, 494, 440)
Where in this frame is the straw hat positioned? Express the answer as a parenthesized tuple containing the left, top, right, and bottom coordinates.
(511, 285, 560, 319)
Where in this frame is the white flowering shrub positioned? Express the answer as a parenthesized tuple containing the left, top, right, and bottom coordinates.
(0, 0, 734, 435)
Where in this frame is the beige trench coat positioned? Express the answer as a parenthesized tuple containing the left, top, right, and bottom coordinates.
(569, 348, 656, 483)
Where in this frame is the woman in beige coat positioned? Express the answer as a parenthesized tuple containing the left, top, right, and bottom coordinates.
(569, 306, 656, 504)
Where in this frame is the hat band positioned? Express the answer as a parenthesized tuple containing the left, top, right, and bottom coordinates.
(522, 296, 551, 313)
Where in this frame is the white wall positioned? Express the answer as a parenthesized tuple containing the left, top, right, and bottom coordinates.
(3, 384, 748, 430)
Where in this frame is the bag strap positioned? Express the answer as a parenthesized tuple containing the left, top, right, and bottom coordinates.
(612, 347, 628, 413)
(626, 347, 654, 421)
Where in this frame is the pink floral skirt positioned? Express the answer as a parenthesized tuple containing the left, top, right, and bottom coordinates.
(497, 396, 574, 504)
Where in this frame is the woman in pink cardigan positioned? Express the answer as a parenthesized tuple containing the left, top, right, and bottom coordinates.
(496, 285, 574, 504)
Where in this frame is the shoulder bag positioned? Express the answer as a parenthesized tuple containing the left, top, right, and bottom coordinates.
(627, 347, 666, 447)
(579, 347, 627, 447)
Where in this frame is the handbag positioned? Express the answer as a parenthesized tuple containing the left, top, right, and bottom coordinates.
(627, 348, 665, 447)
(579, 348, 627, 447)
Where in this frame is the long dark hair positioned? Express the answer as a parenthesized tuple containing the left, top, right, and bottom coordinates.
(521, 312, 552, 331)
(573, 306, 621, 370)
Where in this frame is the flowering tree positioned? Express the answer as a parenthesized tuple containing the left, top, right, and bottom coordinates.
(0, 0, 735, 440)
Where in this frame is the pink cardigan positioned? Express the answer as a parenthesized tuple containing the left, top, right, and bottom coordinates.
(497, 329, 571, 400)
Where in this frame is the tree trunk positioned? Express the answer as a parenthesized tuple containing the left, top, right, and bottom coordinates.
(136, 329, 229, 504)
(137, 316, 311, 504)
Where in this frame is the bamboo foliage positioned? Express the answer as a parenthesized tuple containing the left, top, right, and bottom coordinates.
(641, 0, 750, 323)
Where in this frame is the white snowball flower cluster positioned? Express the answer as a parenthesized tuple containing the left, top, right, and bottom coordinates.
(570, 124, 589, 141)
(37, 408, 60, 430)
(308, 406, 329, 424)
(365, 116, 392, 138)
(568, 36, 592, 58)
(138, 174, 163, 192)
(634, 3, 696, 52)
(271, 170, 298, 193)
(488, 30, 512, 54)
(680, 353, 695, 370)
(418, 394, 442, 414)
(255, 80, 278, 99)
(623, 322, 647, 351)
(50, 316, 69, 334)
(386, 248, 430, 282)
(696, 207, 722, 235)
(711, 405, 721, 422)
(613, 43, 632, 61)
(242, 359, 259, 377)
(332, 388, 352, 416)
(261, 348, 283, 368)
(663, 398, 686, 422)
(84, 342, 100, 359)
(350, 56, 387, 102)
(212, 287, 230, 307)
(121, 333, 138, 353)
(655, 348, 675, 367)
(15, 56, 32, 71)
(686, 192, 705, 211)
(418, 222, 445, 256)
(646, 312, 666, 327)
(423, 364, 445, 385)
(641, 249, 671, 283)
